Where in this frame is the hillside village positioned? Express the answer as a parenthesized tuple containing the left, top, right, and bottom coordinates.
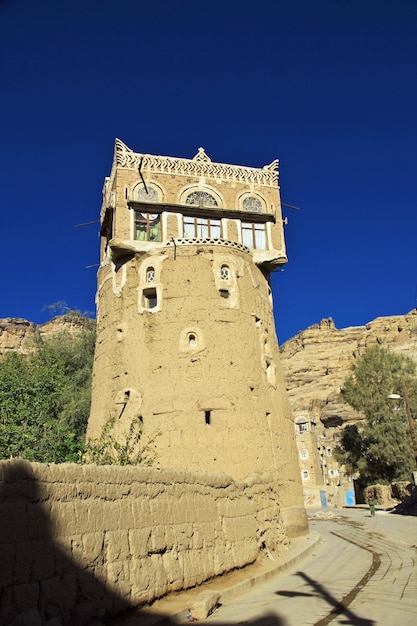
(279, 309, 417, 504)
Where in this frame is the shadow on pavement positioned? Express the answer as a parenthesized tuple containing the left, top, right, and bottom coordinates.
(295, 572, 375, 626)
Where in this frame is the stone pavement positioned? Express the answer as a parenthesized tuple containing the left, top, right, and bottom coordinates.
(205, 509, 417, 625)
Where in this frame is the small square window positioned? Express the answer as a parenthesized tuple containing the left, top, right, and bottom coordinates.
(219, 289, 229, 298)
(300, 449, 308, 460)
(301, 470, 309, 480)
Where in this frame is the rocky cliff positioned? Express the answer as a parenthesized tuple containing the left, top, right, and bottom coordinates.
(0, 315, 95, 357)
(279, 309, 417, 428)
(2, 310, 416, 432)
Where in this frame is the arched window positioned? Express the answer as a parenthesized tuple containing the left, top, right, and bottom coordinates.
(242, 196, 263, 213)
(295, 417, 308, 433)
(220, 265, 230, 280)
(146, 267, 155, 283)
(185, 190, 218, 208)
(138, 185, 159, 203)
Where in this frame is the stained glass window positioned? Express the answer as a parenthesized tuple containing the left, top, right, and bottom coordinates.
(185, 191, 218, 207)
(146, 267, 155, 283)
(242, 196, 263, 213)
(138, 186, 158, 202)
(220, 265, 230, 280)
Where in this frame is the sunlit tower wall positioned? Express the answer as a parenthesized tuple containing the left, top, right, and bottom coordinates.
(88, 140, 307, 536)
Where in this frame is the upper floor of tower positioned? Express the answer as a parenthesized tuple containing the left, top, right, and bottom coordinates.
(100, 140, 288, 271)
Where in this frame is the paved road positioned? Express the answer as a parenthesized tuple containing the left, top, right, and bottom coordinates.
(205, 509, 417, 625)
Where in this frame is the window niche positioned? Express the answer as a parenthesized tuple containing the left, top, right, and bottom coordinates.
(143, 287, 157, 310)
(295, 417, 308, 433)
(179, 328, 204, 352)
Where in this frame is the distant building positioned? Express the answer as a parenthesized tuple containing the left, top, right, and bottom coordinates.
(294, 411, 355, 507)
(87, 140, 308, 535)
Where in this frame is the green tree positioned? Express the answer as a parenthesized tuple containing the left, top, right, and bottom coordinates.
(0, 323, 95, 462)
(335, 345, 417, 485)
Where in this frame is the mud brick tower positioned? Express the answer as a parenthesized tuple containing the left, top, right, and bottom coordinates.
(88, 140, 307, 536)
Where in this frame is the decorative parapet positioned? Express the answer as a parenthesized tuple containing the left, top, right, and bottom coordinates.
(114, 139, 279, 187)
(166, 237, 250, 253)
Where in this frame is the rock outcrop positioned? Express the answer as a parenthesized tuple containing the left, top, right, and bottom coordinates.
(2, 310, 416, 433)
(0, 315, 94, 357)
(279, 309, 417, 428)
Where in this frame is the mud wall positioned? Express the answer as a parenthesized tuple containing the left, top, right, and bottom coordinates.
(0, 460, 290, 625)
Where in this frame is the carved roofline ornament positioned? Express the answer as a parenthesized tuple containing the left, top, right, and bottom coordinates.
(113, 139, 279, 187)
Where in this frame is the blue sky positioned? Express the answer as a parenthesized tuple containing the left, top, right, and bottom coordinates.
(1, 0, 416, 344)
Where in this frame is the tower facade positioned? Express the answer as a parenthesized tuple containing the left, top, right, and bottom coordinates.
(88, 140, 307, 536)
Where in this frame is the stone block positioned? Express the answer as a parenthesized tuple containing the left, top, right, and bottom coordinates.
(190, 591, 220, 620)
(148, 524, 166, 554)
(104, 530, 130, 562)
(161, 550, 184, 589)
(32, 539, 56, 580)
(81, 532, 105, 568)
(0, 542, 15, 586)
(14, 541, 32, 584)
(9, 609, 42, 626)
(0, 501, 30, 542)
(40, 575, 74, 615)
(148, 553, 168, 597)
(128, 527, 151, 558)
(12, 582, 40, 614)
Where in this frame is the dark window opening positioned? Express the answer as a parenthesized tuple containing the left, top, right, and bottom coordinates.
(143, 288, 157, 310)
(219, 289, 229, 298)
(205, 410, 211, 425)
